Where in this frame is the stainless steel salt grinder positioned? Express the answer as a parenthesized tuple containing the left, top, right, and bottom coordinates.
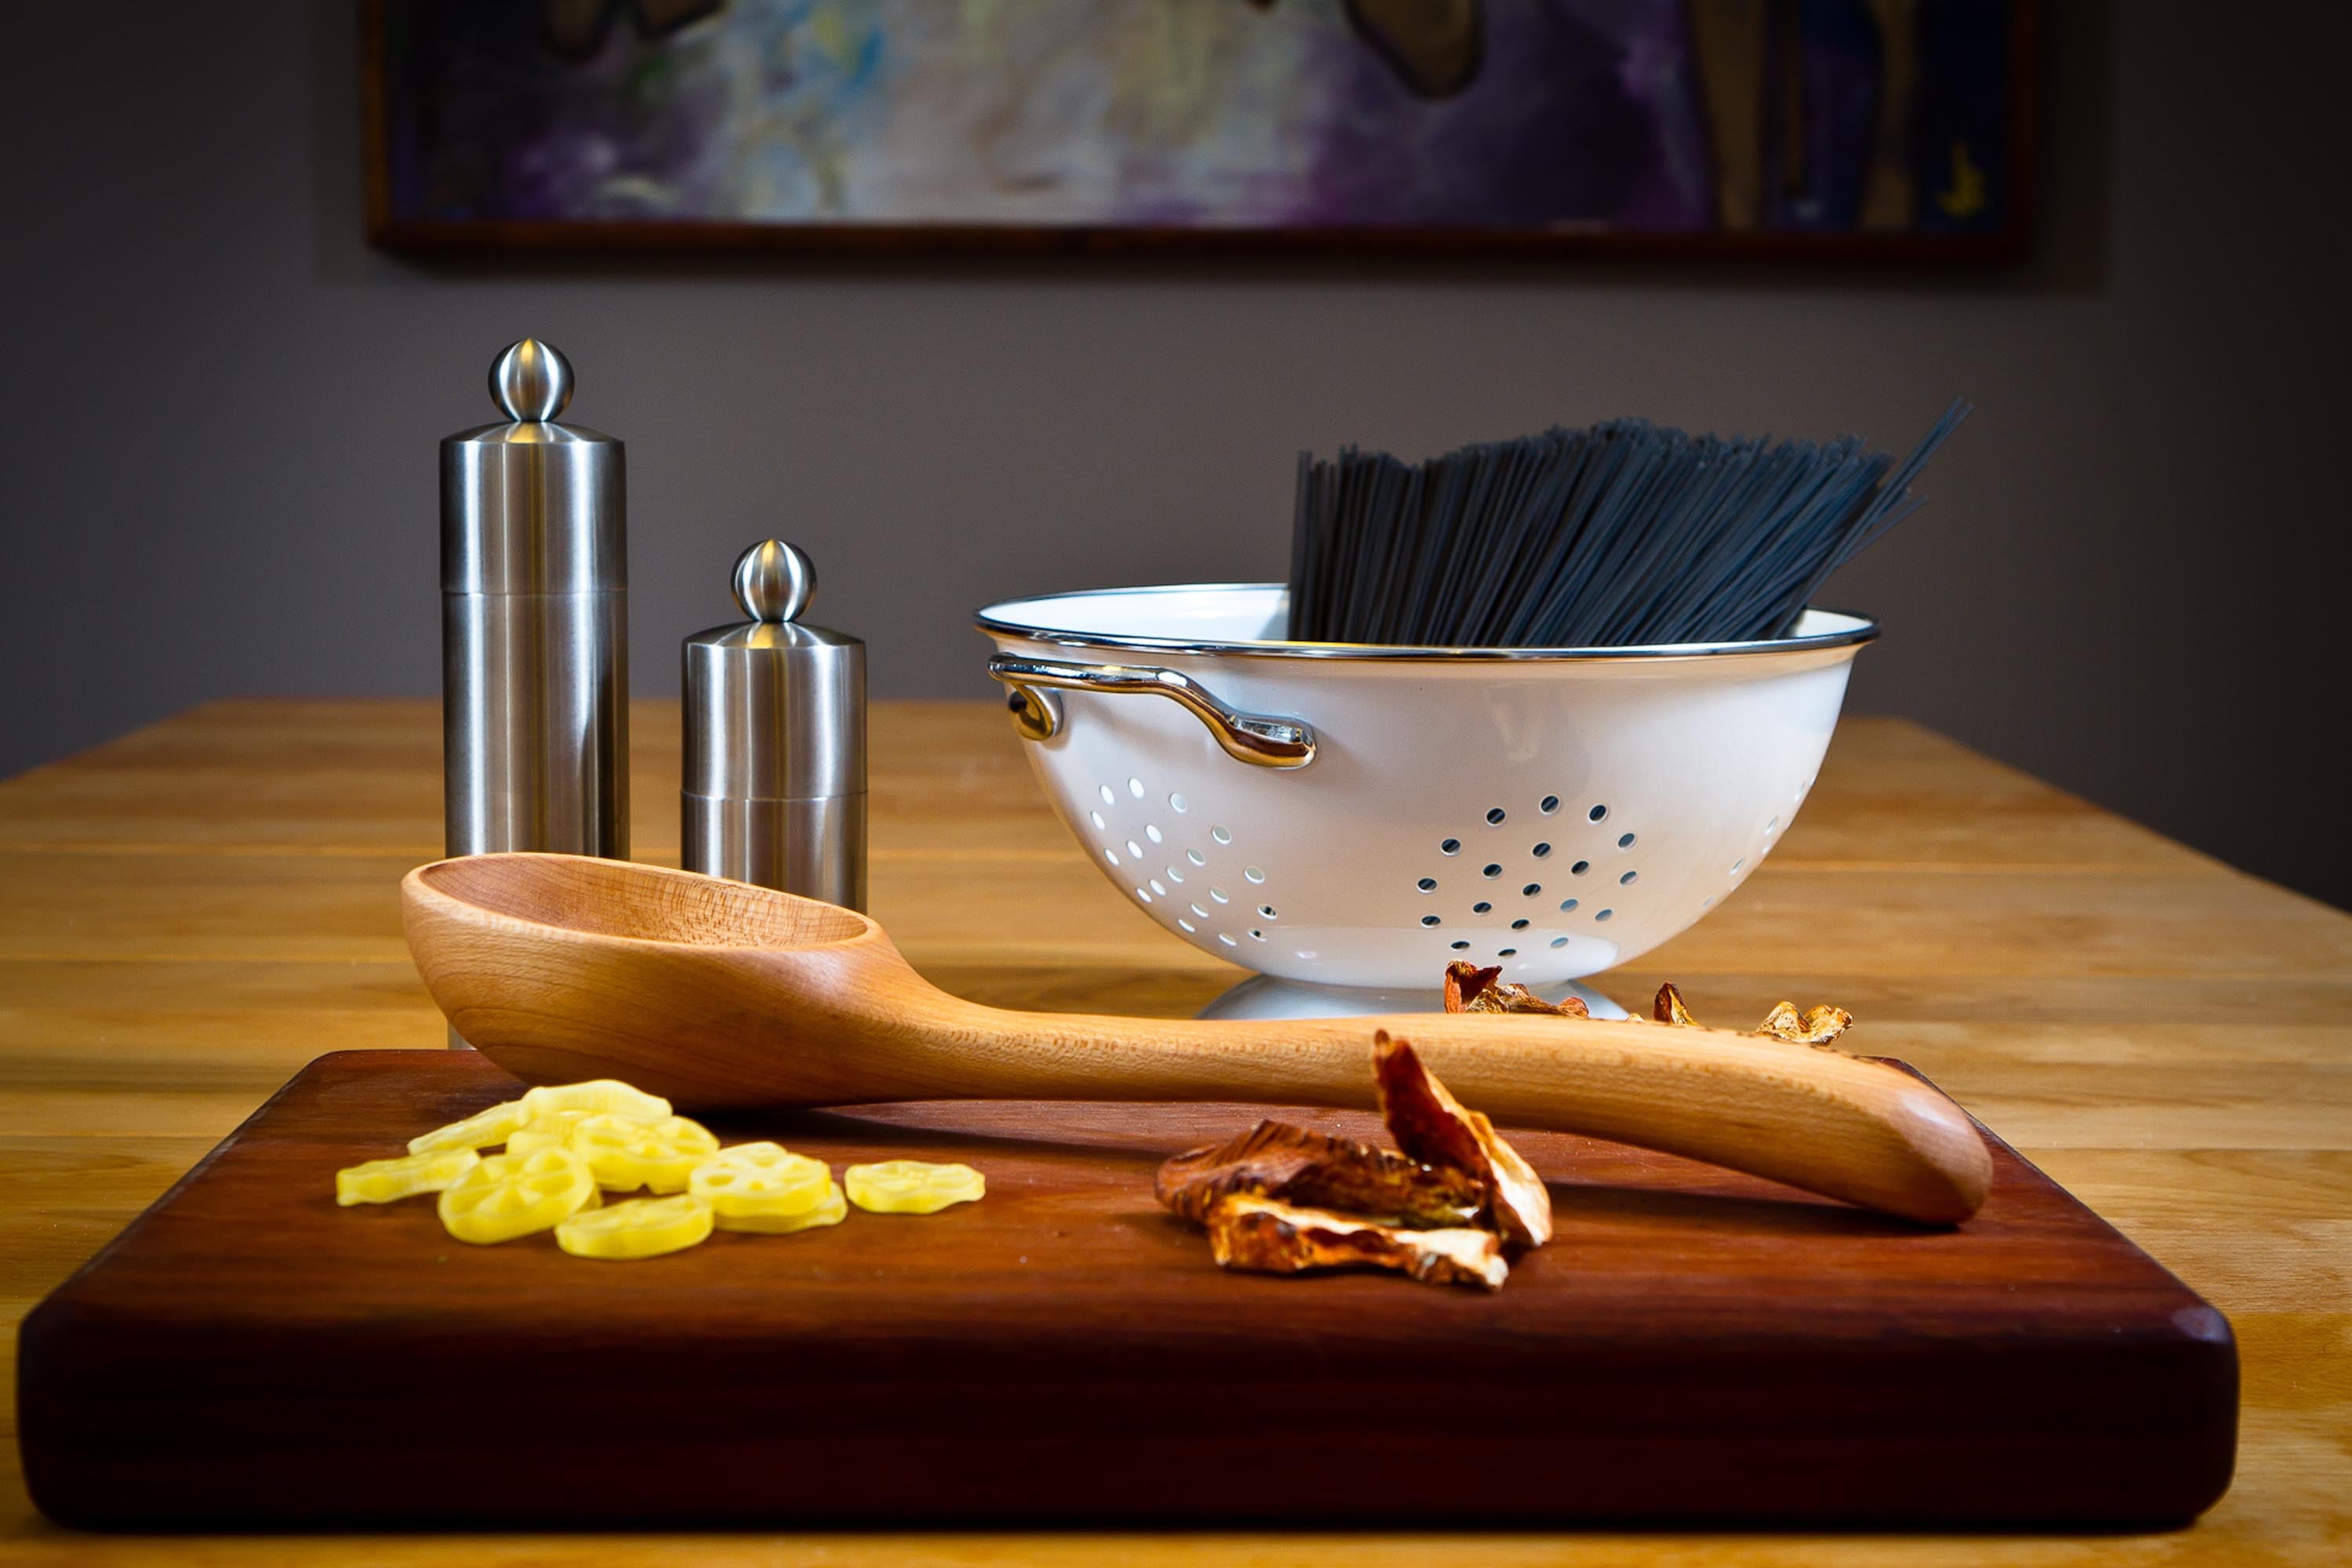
(681, 540, 866, 909)
(441, 339, 630, 861)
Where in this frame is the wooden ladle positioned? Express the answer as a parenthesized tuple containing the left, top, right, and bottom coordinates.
(401, 854, 1993, 1224)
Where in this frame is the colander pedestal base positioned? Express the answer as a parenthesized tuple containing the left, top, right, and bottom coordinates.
(1197, 973, 1630, 1022)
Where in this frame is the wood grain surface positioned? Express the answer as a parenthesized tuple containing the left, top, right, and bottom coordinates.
(1, 699, 2347, 1563)
(17, 1050, 2228, 1529)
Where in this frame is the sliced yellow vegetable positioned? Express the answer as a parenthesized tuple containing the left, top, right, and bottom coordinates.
(844, 1160, 985, 1214)
(506, 1108, 604, 1157)
(690, 1142, 833, 1231)
(521, 1080, 672, 1120)
(555, 1193, 714, 1261)
(757, 1179, 849, 1234)
(336, 1146, 480, 1206)
(407, 1098, 532, 1156)
(573, 1112, 720, 1193)
(437, 1147, 600, 1244)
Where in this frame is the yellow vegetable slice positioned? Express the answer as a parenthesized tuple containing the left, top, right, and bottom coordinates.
(336, 1147, 480, 1206)
(844, 1160, 985, 1215)
(556, 1193, 714, 1261)
(690, 1142, 833, 1231)
(760, 1179, 849, 1235)
(407, 1098, 532, 1156)
(574, 1112, 720, 1193)
(506, 1108, 605, 1157)
(521, 1080, 672, 1120)
(437, 1147, 600, 1244)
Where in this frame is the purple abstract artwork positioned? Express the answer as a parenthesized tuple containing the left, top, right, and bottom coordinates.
(372, 0, 2024, 250)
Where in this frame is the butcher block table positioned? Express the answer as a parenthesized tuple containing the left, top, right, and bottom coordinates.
(2, 699, 2347, 1564)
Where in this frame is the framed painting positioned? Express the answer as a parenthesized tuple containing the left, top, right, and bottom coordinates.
(364, 0, 2033, 257)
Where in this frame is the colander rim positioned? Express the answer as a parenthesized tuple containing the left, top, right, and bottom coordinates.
(975, 583, 1878, 662)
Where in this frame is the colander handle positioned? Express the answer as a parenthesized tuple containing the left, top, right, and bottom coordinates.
(985, 655, 1317, 770)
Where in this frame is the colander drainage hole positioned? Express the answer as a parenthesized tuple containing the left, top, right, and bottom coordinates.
(1485, 808, 1506, 825)
(1248, 929, 1266, 942)
(1588, 804, 1609, 822)
(1127, 778, 1145, 798)
(1439, 837, 1461, 855)
(1165, 865, 1184, 884)
(1126, 840, 1143, 859)
(1149, 879, 1167, 897)
(1571, 860, 1590, 876)
(1497, 947, 1517, 958)
(1211, 826, 1232, 845)
(1482, 863, 1502, 879)
(1522, 883, 1541, 897)
(1595, 908, 1614, 922)
(1098, 785, 1116, 806)
(1417, 877, 1436, 893)
(1540, 795, 1560, 815)
(1450, 940, 1470, 951)
(1244, 866, 1265, 884)
(1088, 811, 1105, 830)
(1532, 843, 1552, 858)
(1170, 793, 1189, 813)
(1472, 902, 1492, 915)
(1618, 832, 1637, 849)
(1421, 915, 1442, 927)
(1549, 936, 1569, 949)
(1511, 919, 1529, 931)
(1210, 887, 1230, 904)
(1186, 849, 1206, 866)
(1218, 933, 1237, 947)
(1190, 903, 1210, 920)
(1105, 849, 1120, 866)
(1619, 870, 1637, 885)
(1730, 859, 1744, 876)
(1145, 824, 1163, 844)
(1134, 887, 1150, 902)
(1178, 919, 1196, 933)
(1559, 898, 1579, 913)
(1258, 904, 1277, 919)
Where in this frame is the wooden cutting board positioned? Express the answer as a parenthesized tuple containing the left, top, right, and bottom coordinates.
(18, 1050, 2235, 1530)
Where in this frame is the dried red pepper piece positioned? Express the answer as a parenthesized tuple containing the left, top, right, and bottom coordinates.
(1203, 1194, 1508, 1291)
(1443, 960, 1589, 1017)
(1371, 1032, 1553, 1249)
(1156, 1119, 1485, 1230)
(1759, 1000, 1855, 1046)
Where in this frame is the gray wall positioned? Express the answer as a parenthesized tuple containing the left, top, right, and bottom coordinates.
(3, 2, 2343, 910)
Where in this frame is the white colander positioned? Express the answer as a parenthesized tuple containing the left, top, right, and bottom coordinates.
(978, 585, 1871, 996)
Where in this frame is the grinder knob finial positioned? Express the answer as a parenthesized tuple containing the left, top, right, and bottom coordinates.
(732, 539, 815, 624)
(489, 339, 574, 423)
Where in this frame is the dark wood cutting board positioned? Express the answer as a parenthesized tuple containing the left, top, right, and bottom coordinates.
(18, 1051, 2235, 1530)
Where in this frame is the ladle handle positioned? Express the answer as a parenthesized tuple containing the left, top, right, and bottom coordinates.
(896, 1004, 1991, 1225)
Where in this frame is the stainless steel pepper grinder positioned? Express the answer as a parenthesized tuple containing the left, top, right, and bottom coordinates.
(682, 540, 866, 908)
(441, 339, 630, 864)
